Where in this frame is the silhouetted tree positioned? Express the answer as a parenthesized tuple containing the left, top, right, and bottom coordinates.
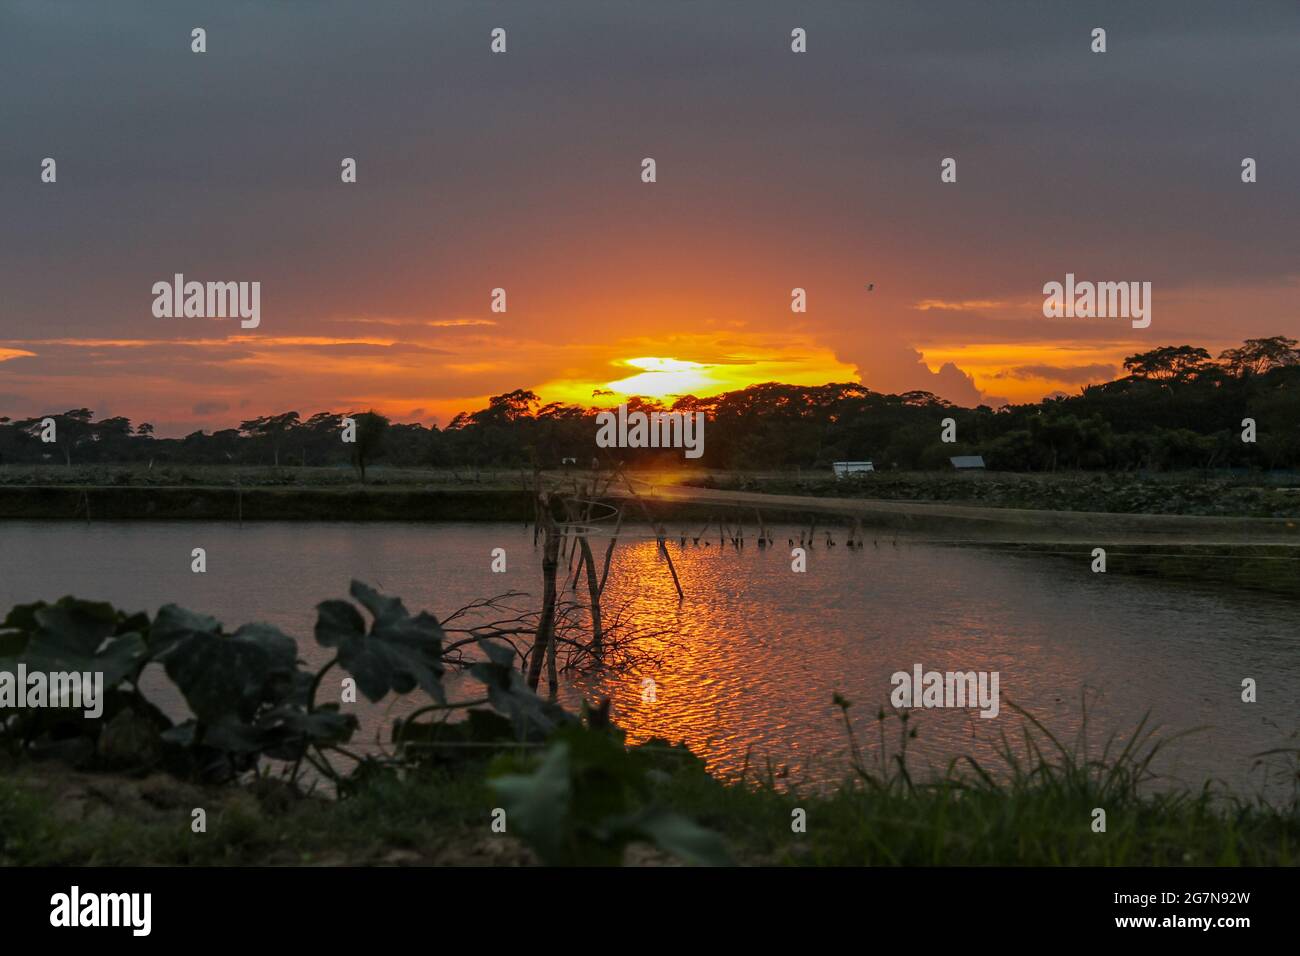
(1219, 336, 1300, 377)
(350, 410, 390, 483)
(1123, 346, 1213, 383)
(239, 411, 300, 466)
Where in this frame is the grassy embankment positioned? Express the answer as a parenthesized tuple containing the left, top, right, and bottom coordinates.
(2, 464, 1298, 519)
(0, 465, 537, 521)
(1, 464, 1297, 525)
(0, 464, 531, 490)
(3, 708, 1296, 867)
(685, 469, 1300, 518)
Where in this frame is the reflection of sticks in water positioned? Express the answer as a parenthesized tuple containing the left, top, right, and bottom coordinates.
(437, 586, 672, 685)
(530, 471, 540, 546)
(517, 468, 686, 697)
(692, 516, 710, 546)
(654, 522, 685, 604)
(519, 469, 531, 533)
(615, 468, 684, 601)
(597, 509, 623, 595)
(526, 495, 562, 694)
(568, 498, 604, 654)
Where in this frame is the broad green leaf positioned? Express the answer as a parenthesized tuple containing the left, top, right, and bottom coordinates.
(348, 580, 407, 628)
(3, 598, 149, 690)
(489, 742, 574, 864)
(32, 600, 118, 657)
(1, 601, 46, 635)
(158, 620, 297, 723)
(313, 600, 364, 648)
(469, 640, 572, 738)
(313, 582, 445, 703)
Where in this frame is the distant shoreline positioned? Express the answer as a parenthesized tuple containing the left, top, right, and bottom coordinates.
(5, 477, 1300, 593)
(0, 485, 537, 522)
(2, 468, 1298, 533)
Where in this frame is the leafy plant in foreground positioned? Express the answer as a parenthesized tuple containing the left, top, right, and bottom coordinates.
(0, 581, 579, 787)
(151, 604, 357, 780)
(0, 598, 158, 764)
(488, 710, 733, 866)
(314, 581, 447, 703)
(1, 583, 731, 867)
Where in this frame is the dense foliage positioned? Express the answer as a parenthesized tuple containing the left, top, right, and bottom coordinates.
(0, 584, 730, 865)
(1, 337, 1298, 471)
(0, 581, 573, 779)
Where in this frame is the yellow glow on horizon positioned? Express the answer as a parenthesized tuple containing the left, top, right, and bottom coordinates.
(531, 338, 861, 409)
(606, 357, 716, 397)
(625, 357, 706, 373)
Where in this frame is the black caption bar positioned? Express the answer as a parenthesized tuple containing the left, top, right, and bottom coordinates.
(0, 865, 1290, 942)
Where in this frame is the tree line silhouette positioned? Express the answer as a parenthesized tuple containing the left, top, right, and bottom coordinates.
(1, 337, 1297, 472)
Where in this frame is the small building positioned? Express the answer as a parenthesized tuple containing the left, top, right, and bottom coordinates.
(949, 455, 986, 470)
(832, 460, 874, 477)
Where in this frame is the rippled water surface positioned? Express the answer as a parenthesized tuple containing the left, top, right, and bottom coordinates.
(2, 521, 1297, 795)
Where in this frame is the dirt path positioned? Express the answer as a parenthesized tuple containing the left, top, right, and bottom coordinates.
(614, 480, 1300, 546)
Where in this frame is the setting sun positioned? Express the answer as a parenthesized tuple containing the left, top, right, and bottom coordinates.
(524, 336, 860, 414)
(605, 357, 715, 398)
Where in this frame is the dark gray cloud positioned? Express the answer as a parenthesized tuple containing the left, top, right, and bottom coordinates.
(191, 400, 230, 416)
(1, 0, 1296, 416)
(992, 363, 1120, 384)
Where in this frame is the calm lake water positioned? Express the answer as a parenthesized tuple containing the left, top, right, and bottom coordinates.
(2, 520, 1297, 797)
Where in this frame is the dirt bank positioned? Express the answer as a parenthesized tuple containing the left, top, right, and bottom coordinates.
(627, 482, 1300, 546)
(0, 485, 536, 522)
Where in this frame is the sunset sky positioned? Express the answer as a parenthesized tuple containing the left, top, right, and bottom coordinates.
(2, 1, 1297, 436)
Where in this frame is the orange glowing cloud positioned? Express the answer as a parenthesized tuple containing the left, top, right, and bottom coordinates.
(913, 299, 1016, 312)
(917, 341, 1133, 403)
